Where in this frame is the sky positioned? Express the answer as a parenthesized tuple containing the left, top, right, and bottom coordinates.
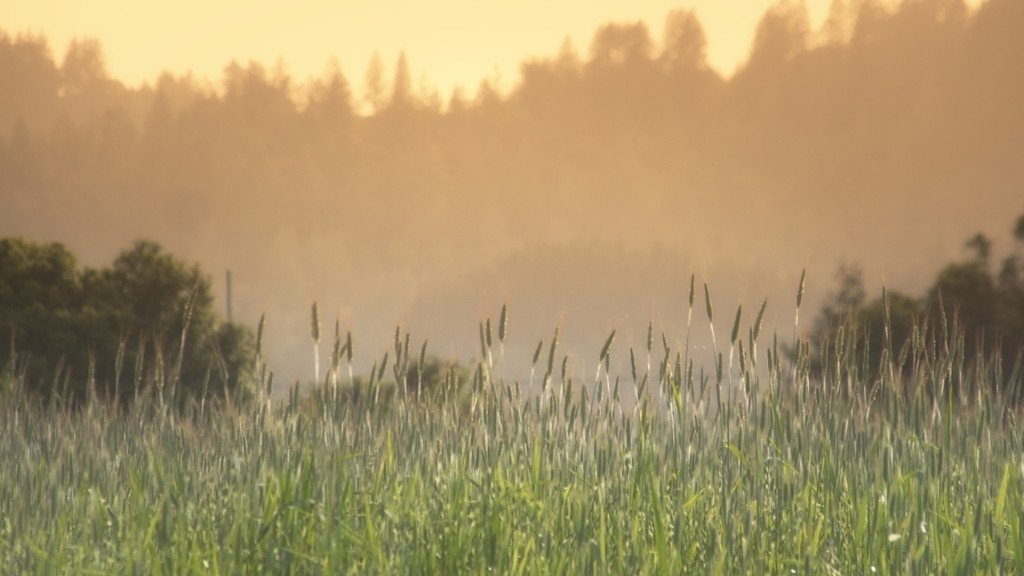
(5, 0, 836, 96)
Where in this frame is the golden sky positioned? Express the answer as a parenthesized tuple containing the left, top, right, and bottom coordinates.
(5, 0, 838, 94)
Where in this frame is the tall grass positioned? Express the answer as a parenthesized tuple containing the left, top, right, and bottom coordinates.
(0, 279, 1021, 574)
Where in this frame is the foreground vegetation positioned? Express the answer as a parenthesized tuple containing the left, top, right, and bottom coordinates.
(1, 278, 1023, 574)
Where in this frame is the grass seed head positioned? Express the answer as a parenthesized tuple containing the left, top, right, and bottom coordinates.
(731, 304, 743, 345)
(647, 320, 654, 354)
(753, 298, 767, 342)
(689, 273, 696, 308)
(797, 269, 806, 309)
(256, 314, 266, 357)
(600, 329, 616, 363)
(377, 353, 388, 381)
(630, 347, 638, 382)
(310, 302, 321, 344)
(704, 282, 714, 323)
(546, 327, 559, 378)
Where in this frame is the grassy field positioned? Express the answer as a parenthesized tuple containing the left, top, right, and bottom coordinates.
(1, 281, 1022, 574)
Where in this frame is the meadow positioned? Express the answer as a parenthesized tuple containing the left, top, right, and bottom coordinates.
(1, 277, 1022, 574)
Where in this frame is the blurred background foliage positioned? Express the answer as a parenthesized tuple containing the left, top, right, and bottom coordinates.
(811, 213, 1024, 392)
(0, 237, 255, 405)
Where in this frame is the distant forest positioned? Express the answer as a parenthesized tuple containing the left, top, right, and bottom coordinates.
(1, 0, 1023, 379)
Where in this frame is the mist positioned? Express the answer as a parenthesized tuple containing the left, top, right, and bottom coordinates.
(1, 0, 1021, 385)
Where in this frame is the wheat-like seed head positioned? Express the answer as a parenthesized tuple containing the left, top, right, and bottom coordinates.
(704, 282, 714, 323)
(310, 302, 321, 344)
(646, 321, 654, 355)
(796, 269, 806, 310)
(630, 347, 638, 382)
(600, 329, 616, 364)
(753, 298, 768, 342)
(546, 327, 559, 378)
(532, 340, 544, 367)
(498, 304, 508, 343)
(688, 274, 695, 308)
(731, 304, 743, 345)
(255, 314, 266, 357)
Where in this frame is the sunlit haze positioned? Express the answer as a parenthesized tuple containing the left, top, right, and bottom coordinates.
(5, 1, 839, 95)
(0, 0, 1019, 387)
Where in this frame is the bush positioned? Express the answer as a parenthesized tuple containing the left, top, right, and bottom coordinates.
(0, 237, 256, 406)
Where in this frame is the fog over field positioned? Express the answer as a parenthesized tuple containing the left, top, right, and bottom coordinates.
(1, 0, 1022, 384)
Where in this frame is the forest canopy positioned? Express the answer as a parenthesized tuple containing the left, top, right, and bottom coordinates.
(1, 0, 1022, 381)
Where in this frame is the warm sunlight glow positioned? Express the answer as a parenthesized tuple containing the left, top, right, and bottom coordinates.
(1, 4, 1021, 571)
(0, 0, 1014, 381)
(5, 0, 837, 94)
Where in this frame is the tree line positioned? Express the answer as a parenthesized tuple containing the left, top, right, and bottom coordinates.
(812, 214, 1024, 397)
(1, 0, 1022, 382)
(4, 214, 1023, 407)
(1, 0, 1020, 276)
(0, 237, 485, 408)
(0, 237, 255, 405)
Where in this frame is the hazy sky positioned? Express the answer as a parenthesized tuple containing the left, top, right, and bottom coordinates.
(5, 0, 838, 95)
(1, 0, 1015, 385)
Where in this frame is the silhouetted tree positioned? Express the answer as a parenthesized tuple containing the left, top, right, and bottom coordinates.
(105, 240, 221, 394)
(389, 51, 413, 110)
(60, 38, 127, 127)
(362, 51, 388, 115)
(0, 32, 61, 140)
(812, 263, 867, 337)
(811, 263, 920, 383)
(744, 2, 810, 71)
(588, 21, 654, 70)
(998, 214, 1024, 358)
(0, 238, 86, 395)
(815, 213, 1024, 400)
(965, 233, 992, 267)
(929, 258, 999, 360)
(0, 237, 256, 405)
(859, 290, 920, 370)
(205, 320, 257, 402)
(304, 59, 354, 134)
(660, 9, 707, 72)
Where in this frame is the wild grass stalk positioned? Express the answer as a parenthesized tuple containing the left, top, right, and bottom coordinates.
(1, 278, 1022, 574)
(793, 268, 806, 397)
(498, 304, 508, 382)
(310, 302, 321, 386)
